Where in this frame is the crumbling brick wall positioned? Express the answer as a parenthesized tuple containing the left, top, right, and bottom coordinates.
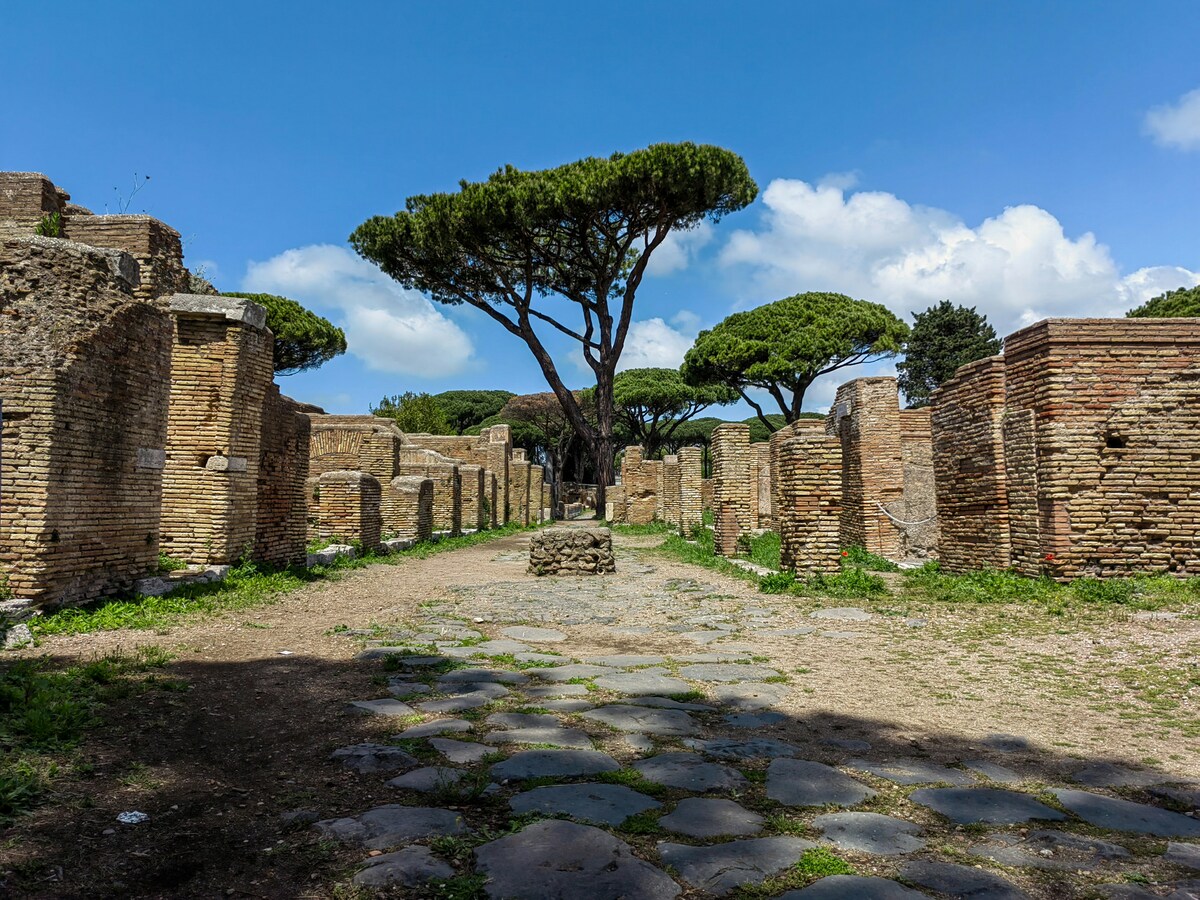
(458, 464, 486, 531)
(661, 455, 682, 528)
(61, 216, 188, 302)
(930, 356, 1011, 572)
(620, 446, 663, 525)
(404, 431, 506, 527)
(0, 172, 70, 234)
(309, 471, 382, 552)
(711, 423, 753, 556)
(159, 296, 273, 566)
(701, 478, 713, 514)
(753, 442, 772, 529)
(777, 430, 843, 574)
(397, 446, 461, 535)
(678, 446, 705, 533)
(254, 386, 311, 567)
(529, 464, 546, 524)
(0, 236, 172, 607)
(382, 476, 433, 542)
(509, 449, 531, 526)
(309, 416, 402, 482)
(898, 408, 939, 558)
(605, 484, 627, 524)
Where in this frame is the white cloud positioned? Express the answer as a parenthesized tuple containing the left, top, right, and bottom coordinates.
(243, 244, 474, 378)
(719, 179, 1199, 337)
(1144, 87, 1200, 150)
(645, 220, 714, 276)
(616, 317, 696, 371)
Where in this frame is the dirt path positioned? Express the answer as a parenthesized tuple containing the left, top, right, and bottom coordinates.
(4, 528, 1198, 898)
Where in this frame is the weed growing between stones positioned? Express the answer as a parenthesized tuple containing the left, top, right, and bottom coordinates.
(731, 847, 855, 898)
(842, 545, 900, 571)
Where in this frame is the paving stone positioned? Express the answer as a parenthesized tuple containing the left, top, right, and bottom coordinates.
(387, 680, 432, 698)
(823, 738, 872, 752)
(779, 875, 929, 898)
(430, 738, 491, 764)
(820, 630, 865, 639)
(443, 681, 510, 698)
(675, 651, 752, 663)
(541, 699, 595, 712)
(686, 737, 802, 760)
(523, 683, 590, 699)
(593, 670, 693, 696)
(681, 630, 731, 644)
(386, 766, 469, 792)
(1150, 784, 1200, 810)
(491, 749, 620, 781)
(474, 819, 680, 899)
(911, 788, 1067, 825)
(1098, 880, 1200, 900)
(847, 758, 975, 786)
(710, 682, 790, 710)
(627, 696, 717, 711)
(660, 797, 764, 838)
(355, 648, 432, 662)
(678, 663, 782, 682)
(809, 607, 872, 621)
(658, 836, 814, 896)
(633, 752, 748, 792)
(314, 805, 468, 850)
(766, 759, 877, 807)
(964, 760, 1023, 784)
(1166, 842, 1200, 870)
(514, 652, 566, 663)
(725, 711, 787, 728)
(762, 627, 816, 636)
(621, 733, 657, 753)
(501, 626, 567, 642)
(486, 712, 559, 728)
(813, 811, 925, 855)
(586, 654, 667, 667)
(438, 668, 529, 685)
(582, 705, 699, 736)
(968, 829, 1130, 871)
(1071, 762, 1176, 789)
(1052, 789, 1200, 837)
(526, 664, 611, 683)
(981, 733, 1031, 753)
(509, 782, 661, 825)
(394, 719, 473, 739)
(331, 743, 419, 774)
(485, 727, 594, 749)
(900, 859, 1028, 899)
(352, 845, 455, 888)
(347, 698, 418, 717)
(416, 692, 494, 714)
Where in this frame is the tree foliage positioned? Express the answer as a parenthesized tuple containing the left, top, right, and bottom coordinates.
(432, 390, 514, 434)
(222, 292, 347, 375)
(895, 300, 1001, 408)
(371, 391, 452, 434)
(682, 292, 908, 431)
(612, 367, 737, 457)
(1127, 284, 1200, 319)
(351, 142, 757, 510)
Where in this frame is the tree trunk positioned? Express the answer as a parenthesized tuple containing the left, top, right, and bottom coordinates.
(591, 365, 617, 519)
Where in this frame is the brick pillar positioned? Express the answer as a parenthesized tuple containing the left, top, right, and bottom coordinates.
(160, 295, 272, 565)
(606, 485, 627, 523)
(459, 464, 486, 531)
(778, 431, 843, 574)
(529, 464, 546, 523)
(486, 425, 511, 525)
(383, 475, 433, 542)
(827, 378, 904, 559)
(313, 470, 381, 551)
(678, 446, 704, 534)
(661, 455, 682, 528)
(254, 387, 311, 567)
(509, 448, 531, 526)
(754, 442, 772, 529)
(485, 471, 498, 528)
(711, 423, 752, 556)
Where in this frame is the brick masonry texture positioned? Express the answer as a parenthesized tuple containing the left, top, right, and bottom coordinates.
(711, 424, 753, 556)
(398, 446, 461, 536)
(678, 447, 705, 533)
(528, 527, 616, 575)
(777, 430, 843, 574)
(255, 386, 312, 566)
(933, 318, 1200, 578)
(661, 455, 681, 528)
(310, 471, 382, 552)
(382, 476, 433, 542)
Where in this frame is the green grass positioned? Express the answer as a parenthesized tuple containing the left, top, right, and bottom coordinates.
(758, 567, 889, 600)
(747, 531, 781, 569)
(610, 521, 675, 536)
(0, 647, 177, 823)
(32, 523, 534, 637)
(842, 545, 900, 572)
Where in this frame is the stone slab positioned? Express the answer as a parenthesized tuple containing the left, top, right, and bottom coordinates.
(314, 805, 468, 850)
(633, 752, 748, 793)
(430, 738, 491, 764)
(347, 698, 417, 717)
(352, 845, 455, 888)
(658, 836, 813, 896)
(627, 696, 717, 711)
(484, 726, 594, 750)
(490, 749, 620, 781)
(678, 663, 783, 683)
(582, 705, 698, 736)
(809, 607, 872, 621)
(523, 683, 590, 699)
(900, 860, 1028, 900)
(474, 820, 679, 899)
(386, 766, 468, 793)
(509, 783, 661, 826)
(587, 655, 667, 667)
(527, 664, 611, 683)
(779, 875, 928, 899)
(593, 671, 693, 696)
(331, 743, 419, 775)
(710, 682, 790, 710)
(394, 719, 472, 739)
(501, 626, 568, 643)
(685, 737, 802, 760)
(847, 758, 974, 786)
(660, 798, 763, 838)
(766, 759, 876, 807)
(969, 829, 1130, 871)
(911, 788, 1068, 825)
(963, 760, 1022, 784)
(438, 668, 529, 685)
(1166, 842, 1200, 870)
(812, 811, 925, 855)
(416, 692, 494, 714)
(1052, 789, 1200, 837)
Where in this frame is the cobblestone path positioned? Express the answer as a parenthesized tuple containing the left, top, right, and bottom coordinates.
(317, 531, 1200, 899)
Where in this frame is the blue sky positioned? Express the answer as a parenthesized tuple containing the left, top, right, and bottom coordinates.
(4, 1, 1198, 416)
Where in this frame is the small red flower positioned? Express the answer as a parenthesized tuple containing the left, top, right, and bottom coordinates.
(841, 551, 849, 557)
(1044, 553, 1056, 561)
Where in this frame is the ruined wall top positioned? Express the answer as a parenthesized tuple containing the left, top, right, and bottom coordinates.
(1003, 317, 1200, 358)
(309, 414, 405, 438)
(169, 293, 267, 329)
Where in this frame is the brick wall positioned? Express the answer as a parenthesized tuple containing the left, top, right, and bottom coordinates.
(0, 173, 66, 233)
(509, 449, 531, 526)
(397, 446, 461, 535)
(310, 471, 382, 552)
(701, 478, 713, 514)
(309, 416, 402, 482)
(620, 446, 659, 525)
(711, 423, 753, 556)
(484, 426, 512, 525)
(754, 442, 772, 529)
(382, 476, 433, 542)
(898, 408, 939, 557)
(931, 356, 1011, 572)
(777, 430, 843, 574)
(678, 446, 705, 533)
(529, 464, 546, 523)
(61, 216, 188, 303)
(0, 236, 172, 607)
(254, 386, 311, 566)
(458, 464, 486, 530)
(159, 296, 273, 566)
(661, 455, 681, 528)
(606, 484, 627, 523)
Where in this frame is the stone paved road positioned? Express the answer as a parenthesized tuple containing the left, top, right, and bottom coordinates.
(316, 529, 1200, 899)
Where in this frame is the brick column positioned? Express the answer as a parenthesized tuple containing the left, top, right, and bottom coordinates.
(486, 425, 511, 525)
(509, 449, 531, 526)
(312, 470, 381, 551)
(661, 455, 682, 528)
(778, 432, 843, 574)
(459, 464, 486, 531)
(160, 295, 272, 565)
(711, 423, 752, 556)
(678, 446, 704, 534)
(529, 464, 546, 523)
(383, 475, 433, 542)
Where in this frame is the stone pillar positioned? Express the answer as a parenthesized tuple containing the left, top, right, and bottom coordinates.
(459, 464, 486, 531)
(778, 432, 843, 574)
(160, 295, 273, 565)
(827, 378, 904, 560)
(509, 449, 531, 526)
(661, 455, 682, 528)
(485, 471, 499, 528)
(382, 475, 433, 542)
(312, 470, 382, 551)
(486, 425, 512, 525)
(678, 446, 705, 534)
(711, 423, 752, 556)
(605, 485, 627, 524)
(529, 464, 546, 523)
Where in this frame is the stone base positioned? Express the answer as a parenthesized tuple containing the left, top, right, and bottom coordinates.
(529, 528, 615, 576)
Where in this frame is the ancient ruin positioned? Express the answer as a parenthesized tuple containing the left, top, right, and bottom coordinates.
(528, 527, 615, 575)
